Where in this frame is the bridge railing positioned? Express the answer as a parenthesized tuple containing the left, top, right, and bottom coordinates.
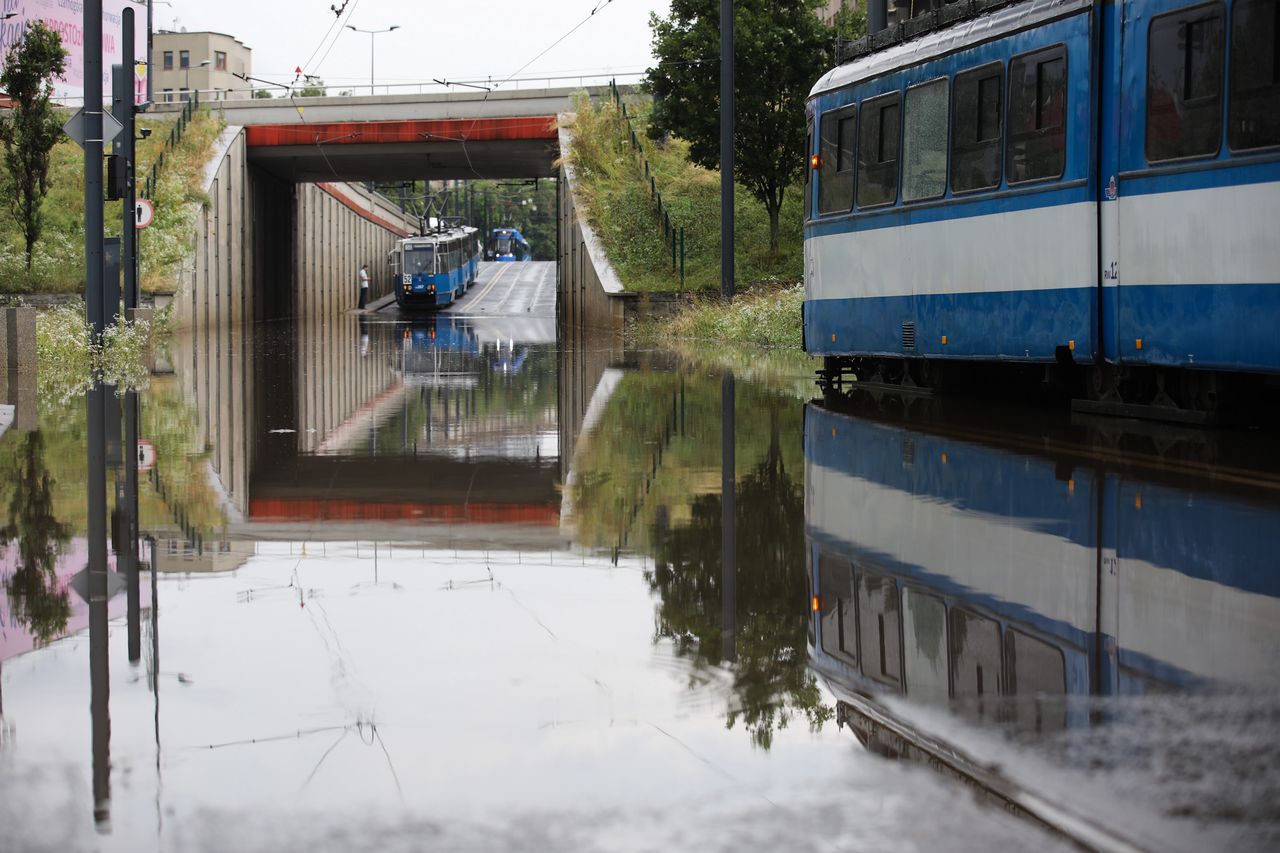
(142, 90, 200, 200)
(607, 79, 685, 288)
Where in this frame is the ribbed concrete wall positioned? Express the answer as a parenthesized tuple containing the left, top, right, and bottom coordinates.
(167, 126, 415, 518)
(557, 123, 629, 338)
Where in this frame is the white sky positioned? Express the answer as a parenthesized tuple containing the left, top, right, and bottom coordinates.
(163, 0, 671, 92)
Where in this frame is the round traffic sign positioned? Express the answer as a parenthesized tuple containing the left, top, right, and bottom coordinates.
(135, 198, 154, 229)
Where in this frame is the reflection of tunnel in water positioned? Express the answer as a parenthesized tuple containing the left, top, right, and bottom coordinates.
(248, 311, 561, 530)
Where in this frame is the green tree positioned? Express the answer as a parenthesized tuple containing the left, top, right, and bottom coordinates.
(833, 3, 869, 41)
(1, 431, 72, 645)
(0, 21, 69, 273)
(645, 0, 833, 253)
(252, 88, 274, 99)
(293, 77, 327, 98)
(648, 411, 832, 750)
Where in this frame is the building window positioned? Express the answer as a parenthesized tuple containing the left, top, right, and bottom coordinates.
(1147, 4, 1224, 161)
(215, 50, 227, 71)
(180, 88, 190, 102)
(163, 88, 173, 102)
(1228, 0, 1280, 151)
(902, 78, 949, 201)
(1007, 45, 1067, 183)
(857, 92, 900, 207)
(179, 49, 190, 69)
(818, 105, 856, 215)
(163, 50, 173, 70)
(951, 62, 1004, 193)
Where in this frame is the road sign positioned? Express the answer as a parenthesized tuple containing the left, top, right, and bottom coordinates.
(136, 438, 156, 471)
(134, 198, 155, 230)
(62, 108, 123, 148)
(70, 566, 127, 604)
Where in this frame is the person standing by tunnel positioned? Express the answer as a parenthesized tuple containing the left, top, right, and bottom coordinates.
(358, 263, 370, 310)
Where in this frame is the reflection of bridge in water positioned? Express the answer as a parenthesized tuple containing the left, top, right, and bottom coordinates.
(161, 284, 622, 549)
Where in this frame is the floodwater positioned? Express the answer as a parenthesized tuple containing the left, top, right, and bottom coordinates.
(1, 264, 1278, 852)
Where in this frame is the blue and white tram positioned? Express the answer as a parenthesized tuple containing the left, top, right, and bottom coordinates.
(806, 403, 1280, 722)
(805, 0, 1280, 403)
(389, 225, 480, 310)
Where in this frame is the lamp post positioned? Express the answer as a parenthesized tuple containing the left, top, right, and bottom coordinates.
(346, 24, 399, 95)
(183, 58, 209, 100)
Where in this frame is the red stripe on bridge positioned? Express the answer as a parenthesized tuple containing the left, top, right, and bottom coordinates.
(248, 498, 560, 526)
(245, 116, 558, 147)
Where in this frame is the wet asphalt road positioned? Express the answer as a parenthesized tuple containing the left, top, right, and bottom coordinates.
(382, 261, 557, 319)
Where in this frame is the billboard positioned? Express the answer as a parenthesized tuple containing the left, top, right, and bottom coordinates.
(0, 0, 149, 103)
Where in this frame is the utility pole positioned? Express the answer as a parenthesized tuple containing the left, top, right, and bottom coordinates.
(112, 7, 142, 664)
(83, 0, 112, 830)
(720, 0, 734, 299)
(720, 371, 736, 663)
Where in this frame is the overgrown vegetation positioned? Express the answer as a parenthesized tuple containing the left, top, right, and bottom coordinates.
(636, 284, 805, 349)
(0, 107, 224, 293)
(564, 94, 803, 292)
(34, 301, 169, 405)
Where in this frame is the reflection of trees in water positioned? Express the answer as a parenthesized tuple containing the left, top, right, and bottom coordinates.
(1, 431, 72, 644)
(648, 416, 832, 749)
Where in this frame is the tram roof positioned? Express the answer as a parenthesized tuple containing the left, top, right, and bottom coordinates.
(402, 226, 478, 245)
(810, 0, 1091, 99)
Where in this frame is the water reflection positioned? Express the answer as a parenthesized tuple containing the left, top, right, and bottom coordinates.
(807, 401, 1280, 707)
(1, 431, 72, 645)
(806, 397, 1280, 847)
(2, 291, 1278, 850)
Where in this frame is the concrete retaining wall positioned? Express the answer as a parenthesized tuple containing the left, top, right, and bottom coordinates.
(171, 125, 415, 332)
(557, 123, 630, 338)
(0, 306, 38, 433)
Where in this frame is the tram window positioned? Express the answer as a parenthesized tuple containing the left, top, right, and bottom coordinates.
(858, 572, 901, 686)
(858, 93, 901, 207)
(1147, 4, 1224, 161)
(818, 105, 856, 215)
(903, 79, 949, 201)
(1229, 0, 1280, 150)
(404, 246, 433, 275)
(901, 588, 949, 704)
(1007, 46, 1067, 183)
(950, 609, 1002, 699)
(1006, 630, 1066, 732)
(819, 554, 857, 666)
(952, 63, 1004, 193)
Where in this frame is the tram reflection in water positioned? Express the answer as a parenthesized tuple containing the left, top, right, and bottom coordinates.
(805, 403, 1280, 730)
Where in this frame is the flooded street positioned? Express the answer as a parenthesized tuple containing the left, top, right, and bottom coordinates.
(1, 266, 1277, 851)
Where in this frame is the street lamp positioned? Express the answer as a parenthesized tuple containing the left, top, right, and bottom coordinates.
(346, 24, 399, 95)
(183, 58, 209, 101)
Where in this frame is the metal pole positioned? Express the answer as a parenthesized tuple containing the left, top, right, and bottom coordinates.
(85, 0, 112, 828)
(720, 0, 735, 299)
(869, 0, 887, 35)
(720, 371, 736, 663)
(146, 0, 153, 106)
(369, 31, 375, 95)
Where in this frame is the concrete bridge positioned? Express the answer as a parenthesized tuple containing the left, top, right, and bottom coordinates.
(154, 85, 621, 125)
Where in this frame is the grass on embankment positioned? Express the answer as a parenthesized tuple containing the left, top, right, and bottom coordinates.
(563, 93, 803, 294)
(0, 109, 224, 294)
